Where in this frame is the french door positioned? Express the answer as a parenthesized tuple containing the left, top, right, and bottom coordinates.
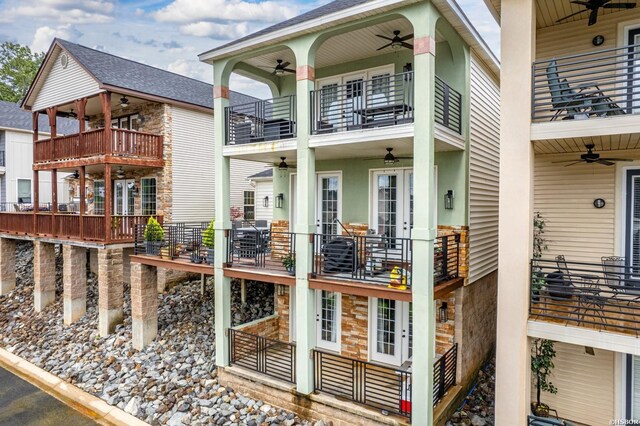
(113, 179, 134, 215)
(370, 298, 412, 366)
(316, 173, 341, 236)
(315, 290, 341, 352)
(372, 169, 413, 240)
(627, 28, 640, 113)
(625, 170, 640, 275)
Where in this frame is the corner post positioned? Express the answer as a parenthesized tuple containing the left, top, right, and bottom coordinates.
(79, 166, 85, 239)
(100, 92, 112, 156)
(104, 165, 112, 243)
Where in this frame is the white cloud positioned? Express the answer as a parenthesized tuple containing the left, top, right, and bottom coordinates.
(30, 25, 75, 52)
(3, 0, 114, 24)
(167, 58, 212, 82)
(180, 22, 250, 39)
(230, 74, 271, 99)
(135, 8, 145, 17)
(154, 0, 298, 24)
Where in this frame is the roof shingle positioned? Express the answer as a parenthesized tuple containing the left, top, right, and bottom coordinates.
(0, 100, 78, 134)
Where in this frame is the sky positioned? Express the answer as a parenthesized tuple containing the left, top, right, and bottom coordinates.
(0, 0, 500, 99)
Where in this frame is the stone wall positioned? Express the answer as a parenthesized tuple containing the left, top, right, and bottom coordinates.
(455, 270, 497, 388)
(235, 315, 280, 341)
(438, 225, 469, 281)
(436, 292, 456, 356)
(270, 220, 291, 261)
(341, 294, 368, 361)
(276, 285, 290, 342)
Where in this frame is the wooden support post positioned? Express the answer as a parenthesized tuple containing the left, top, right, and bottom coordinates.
(104, 165, 111, 243)
(75, 98, 87, 154)
(51, 169, 57, 237)
(99, 92, 112, 156)
(201, 273, 205, 296)
(79, 166, 85, 240)
(32, 112, 39, 232)
(240, 278, 246, 304)
(46, 107, 57, 159)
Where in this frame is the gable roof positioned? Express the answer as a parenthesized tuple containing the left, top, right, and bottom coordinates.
(23, 39, 258, 111)
(248, 169, 274, 180)
(0, 100, 78, 135)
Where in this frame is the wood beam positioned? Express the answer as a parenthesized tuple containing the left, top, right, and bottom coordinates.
(79, 165, 85, 239)
(33, 155, 164, 171)
(51, 169, 57, 237)
(99, 92, 111, 155)
(104, 165, 111, 243)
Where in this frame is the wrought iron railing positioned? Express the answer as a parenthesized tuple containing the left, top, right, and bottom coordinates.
(225, 95, 296, 145)
(311, 233, 459, 287)
(310, 71, 414, 134)
(435, 76, 463, 134)
(531, 43, 640, 121)
(228, 328, 296, 383)
(433, 343, 458, 406)
(530, 257, 640, 334)
(226, 228, 295, 274)
(313, 349, 412, 417)
(134, 221, 212, 263)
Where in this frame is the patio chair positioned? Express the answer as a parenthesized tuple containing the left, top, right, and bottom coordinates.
(322, 237, 356, 273)
(555, 255, 607, 325)
(602, 256, 640, 303)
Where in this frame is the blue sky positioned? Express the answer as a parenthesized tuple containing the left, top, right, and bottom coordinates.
(0, 0, 499, 98)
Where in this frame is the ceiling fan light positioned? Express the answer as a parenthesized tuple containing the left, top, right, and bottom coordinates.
(278, 157, 288, 170)
(384, 154, 396, 164)
(120, 96, 129, 108)
(275, 68, 285, 76)
(391, 41, 402, 50)
(72, 170, 79, 179)
(116, 167, 125, 179)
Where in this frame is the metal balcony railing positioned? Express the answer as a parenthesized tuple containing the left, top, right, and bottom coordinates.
(134, 221, 211, 263)
(433, 343, 458, 406)
(225, 95, 296, 145)
(226, 226, 296, 275)
(435, 76, 463, 134)
(228, 328, 296, 383)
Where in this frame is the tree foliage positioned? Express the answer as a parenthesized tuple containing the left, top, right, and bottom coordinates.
(531, 338, 557, 407)
(0, 42, 44, 103)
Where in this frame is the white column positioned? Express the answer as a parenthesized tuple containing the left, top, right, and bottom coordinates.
(495, 0, 536, 424)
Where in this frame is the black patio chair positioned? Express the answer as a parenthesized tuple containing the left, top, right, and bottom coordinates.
(602, 256, 640, 304)
(555, 255, 607, 325)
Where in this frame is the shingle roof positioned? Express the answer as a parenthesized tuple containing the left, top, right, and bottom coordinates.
(56, 39, 257, 109)
(248, 169, 273, 179)
(0, 100, 78, 135)
(202, 0, 371, 55)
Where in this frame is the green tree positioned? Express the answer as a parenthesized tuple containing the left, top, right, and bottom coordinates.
(0, 42, 44, 103)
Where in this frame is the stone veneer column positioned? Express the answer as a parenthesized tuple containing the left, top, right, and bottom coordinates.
(62, 245, 87, 324)
(98, 247, 124, 336)
(34, 241, 56, 312)
(131, 262, 158, 350)
(0, 238, 16, 295)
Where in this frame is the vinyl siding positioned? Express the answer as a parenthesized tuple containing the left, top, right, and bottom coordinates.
(32, 48, 101, 112)
(230, 160, 268, 214)
(468, 54, 500, 282)
(253, 179, 274, 222)
(530, 342, 614, 425)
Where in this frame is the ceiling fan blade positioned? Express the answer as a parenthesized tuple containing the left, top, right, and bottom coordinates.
(377, 43, 392, 51)
(552, 159, 583, 163)
(570, 0, 591, 6)
(394, 156, 414, 160)
(556, 9, 588, 22)
(564, 161, 586, 167)
(588, 8, 599, 25)
(596, 159, 615, 166)
(399, 33, 414, 42)
(280, 61, 291, 69)
(283, 68, 296, 73)
(599, 157, 634, 162)
(376, 34, 394, 41)
(401, 42, 414, 50)
(604, 3, 636, 9)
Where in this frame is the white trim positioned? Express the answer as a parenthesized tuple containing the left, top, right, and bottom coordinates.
(315, 64, 394, 88)
(369, 297, 411, 366)
(289, 172, 297, 233)
(222, 139, 297, 157)
(615, 352, 625, 420)
(309, 123, 413, 148)
(315, 171, 343, 235)
(531, 115, 640, 141)
(315, 289, 342, 353)
(289, 287, 296, 342)
(16, 177, 32, 203)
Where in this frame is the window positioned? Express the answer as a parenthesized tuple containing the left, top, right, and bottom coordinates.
(94, 180, 105, 214)
(141, 178, 157, 216)
(17, 179, 31, 203)
(111, 114, 140, 130)
(243, 190, 255, 220)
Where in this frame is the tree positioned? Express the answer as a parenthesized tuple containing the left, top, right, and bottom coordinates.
(0, 42, 44, 103)
(531, 338, 557, 414)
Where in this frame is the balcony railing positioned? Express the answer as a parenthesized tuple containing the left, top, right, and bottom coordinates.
(225, 95, 296, 145)
(228, 328, 296, 383)
(34, 128, 163, 163)
(532, 43, 640, 121)
(134, 221, 211, 263)
(310, 71, 414, 134)
(433, 343, 458, 406)
(313, 349, 412, 417)
(226, 227, 295, 275)
(435, 76, 462, 134)
(529, 257, 640, 335)
(311, 233, 459, 288)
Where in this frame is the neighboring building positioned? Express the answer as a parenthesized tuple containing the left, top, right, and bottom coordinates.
(0, 39, 266, 340)
(127, 0, 500, 424)
(247, 169, 274, 222)
(492, 0, 640, 424)
(0, 100, 77, 207)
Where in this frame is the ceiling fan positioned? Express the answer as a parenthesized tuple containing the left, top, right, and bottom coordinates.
(265, 157, 296, 170)
(556, 0, 636, 26)
(376, 30, 413, 51)
(365, 148, 413, 164)
(261, 59, 295, 76)
(553, 143, 633, 166)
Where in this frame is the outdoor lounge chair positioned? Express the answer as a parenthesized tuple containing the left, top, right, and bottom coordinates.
(602, 256, 640, 302)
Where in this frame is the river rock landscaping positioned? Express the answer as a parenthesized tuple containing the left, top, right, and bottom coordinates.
(447, 356, 495, 426)
(0, 242, 311, 425)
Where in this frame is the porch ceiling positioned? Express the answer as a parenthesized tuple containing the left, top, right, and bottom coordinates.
(54, 93, 149, 117)
(533, 133, 640, 154)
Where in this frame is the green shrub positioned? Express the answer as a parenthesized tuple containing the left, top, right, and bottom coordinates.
(143, 217, 164, 241)
(282, 252, 295, 270)
(203, 220, 215, 249)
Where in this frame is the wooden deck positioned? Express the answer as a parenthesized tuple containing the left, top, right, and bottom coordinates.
(131, 255, 214, 275)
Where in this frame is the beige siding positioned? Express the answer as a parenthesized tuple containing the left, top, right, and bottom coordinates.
(230, 160, 267, 214)
(253, 179, 273, 222)
(468, 54, 500, 282)
(533, 154, 617, 263)
(32, 48, 101, 112)
(530, 342, 614, 425)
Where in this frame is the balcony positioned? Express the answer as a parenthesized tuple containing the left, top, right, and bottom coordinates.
(532, 44, 640, 123)
(529, 257, 640, 336)
(225, 95, 296, 145)
(33, 128, 163, 165)
(435, 76, 463, 134)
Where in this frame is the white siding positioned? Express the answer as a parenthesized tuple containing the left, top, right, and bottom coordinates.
(230, 160, 268, 214)
(32, 48, 101, 112)
(468, 54, 500, 282)
(530, 342, 614, 425)
(253, 179, 274, 222)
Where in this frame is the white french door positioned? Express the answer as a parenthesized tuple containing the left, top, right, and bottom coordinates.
(370, 298, 412, 366)
(372, 169, 413, 240)
(316, 173, 341, 236)
(113, 179, 134, 215)
(315, 289, 341, 352)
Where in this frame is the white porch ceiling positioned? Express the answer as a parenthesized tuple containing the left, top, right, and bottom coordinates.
(534, 133, 640, 154)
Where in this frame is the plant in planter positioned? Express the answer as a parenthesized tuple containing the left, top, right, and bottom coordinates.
(531, 338, 557, 417)
(143, 217, 164, 256)
(282, 252, 295, 275)
(202, 220, 215, 264)
(532, 212, 549, 302)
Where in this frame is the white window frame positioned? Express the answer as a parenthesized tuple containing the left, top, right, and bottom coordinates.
(243, 190, 255, 220)
(315, 171, 343, 236)
(16, 178, 32, 204)
(315, 289, 342, 353)
(369, 298, 412, 366)
(140, 177, 157, 216)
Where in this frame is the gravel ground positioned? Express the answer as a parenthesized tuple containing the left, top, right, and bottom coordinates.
(0, 242, 312, 426)
(447, 356, 496, 426)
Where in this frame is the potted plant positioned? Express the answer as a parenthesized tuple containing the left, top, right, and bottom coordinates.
(531, 338, 557, 417)
(282, 252, 295, 276)
(143, 217, 164, 256)
(202, 220, 215, 264)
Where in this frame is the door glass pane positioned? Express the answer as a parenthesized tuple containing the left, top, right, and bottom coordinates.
(321, 177, 339, 235)
(320, 84, 339, 125)
(130, 114, 140, 131)
(633, 176, 640, 270)
(377, 175, 397, 238)
(409, 173, 414, 229)
(141, 178, 157, 216)
(346, 78, 363, 126)
(633, 355, 640, 419)
(17, 179, 31, 203)
(127, 181, 134, 215)
(115, 182, 123, 215)
(94, 181, 105, 215)
(321, 291, 338, 343)
(376, 298, 396, 356)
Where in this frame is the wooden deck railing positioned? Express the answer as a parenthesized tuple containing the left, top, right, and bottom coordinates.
(0, 212, 161, 243)
(34, 128, 163, 163)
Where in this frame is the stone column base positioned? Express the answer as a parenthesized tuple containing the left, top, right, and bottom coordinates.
(64, 298, 86, 325)
(132, 317, 158, 350)
(34, 241, 56, 312)
(98, 248, 124, 336)
(99, 308, 124, 337)
(63, 245, 87, 325)
(34, 290, 56, 312)
(131, 262, 158, 350)
(0, 238, 16, 296)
